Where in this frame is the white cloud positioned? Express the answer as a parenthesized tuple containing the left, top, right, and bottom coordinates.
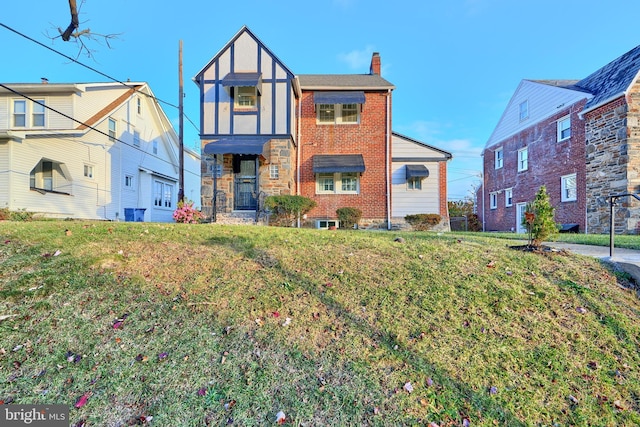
(338, 46, 375, 70)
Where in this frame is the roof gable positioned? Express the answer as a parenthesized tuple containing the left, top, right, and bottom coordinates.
(193, 26, 295, 84)
(485, 79, 591, 148)
(391, 132, 452, 159)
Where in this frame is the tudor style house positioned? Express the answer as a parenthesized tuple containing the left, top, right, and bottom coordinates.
(0, 82, 201, 222)
(481, 44, 640, 234)
(195, 26, 451, 229)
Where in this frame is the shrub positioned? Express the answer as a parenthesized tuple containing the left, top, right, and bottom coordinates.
(523, 186, 559, 246)
(6, 209, 34, 222)
(405, 213, 442, 231)
(173, 200, 204, 224)
(0, 208, 10, 221)
(264, 195, 316, 227)
(336, 207, 362, 229)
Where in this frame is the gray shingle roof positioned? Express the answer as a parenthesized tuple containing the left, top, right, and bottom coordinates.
(575, 45, 640, 110)
(298, 74, 395, 90)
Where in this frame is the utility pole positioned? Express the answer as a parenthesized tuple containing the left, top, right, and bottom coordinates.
(178, 40, 185, 202)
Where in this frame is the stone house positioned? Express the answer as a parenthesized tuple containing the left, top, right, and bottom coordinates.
(480, 45, 640, 234)
(194, 26, 451, 229)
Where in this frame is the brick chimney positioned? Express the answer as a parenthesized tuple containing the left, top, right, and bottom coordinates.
(369, 52, 381, 75)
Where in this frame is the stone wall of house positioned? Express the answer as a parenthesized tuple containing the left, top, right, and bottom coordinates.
(584, 94, 640, 234)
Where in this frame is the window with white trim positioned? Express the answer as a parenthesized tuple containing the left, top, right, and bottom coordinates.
(495, 148, 503, 169)
(32, 100, 45, 127)
(519, 100, 528, 121)
(133, 131, 141, 147)
(13, 100, 26, 127)
(154, 180, 174, 208)
(517, 147, 528, 171)
(407, 177, 422, 190)
(234, 86, 257, 109)
(557, 116, 571, 141)
(269, 164, 279, 179)
(490, 192, 498, 209)
(317, 103, 360, 124)
(505, 188, 513, 207)
(316, 172, 359, 194)
(152, 140, 158, 154)
(108, 118, 116, 142)
(83, 164, 94, 179)
(125, 175, 134, 188)
(137, 97, 142, 115)
(561, 173, 577, 202)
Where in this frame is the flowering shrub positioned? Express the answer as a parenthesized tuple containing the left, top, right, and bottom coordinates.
(173, 200, 204, 224)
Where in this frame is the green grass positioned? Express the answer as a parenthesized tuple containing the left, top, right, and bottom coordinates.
(1, 222, 640, 426)
(464, 231, 640, 250)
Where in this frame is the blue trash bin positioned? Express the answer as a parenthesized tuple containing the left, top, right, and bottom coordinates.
(124, 208, 135, 222)
(133, 208, 146, 222)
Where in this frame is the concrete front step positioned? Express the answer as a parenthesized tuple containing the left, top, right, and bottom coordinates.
(214, 212, 258, 225)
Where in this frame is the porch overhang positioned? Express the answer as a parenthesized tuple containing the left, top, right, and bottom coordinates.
(313, 154, 365, 173)
(203, 137, 270, 157)
(405, 164, 429, 179)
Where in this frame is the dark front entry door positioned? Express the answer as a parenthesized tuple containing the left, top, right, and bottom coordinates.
(234, 156, 257, 210)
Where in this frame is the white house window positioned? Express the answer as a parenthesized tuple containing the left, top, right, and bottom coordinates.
(517, 147, 528, 171)
(32, 100, 45, 127)
(505, 188, 513, 207)
(137, 97, 142, 115)
(495, 148, 503, 169)
(561, 173, 577, 202)
(490, 192, 498, 209)
(269, 164, 279, 179)
(316, 172, 359, 194)
(557, 116, 571, 141)
(108, 118, 116, 142)
(317, 173, 335, 192)
(152, 140, 158, 154)
(407, 177, 422, 190)
(519, 100, 528, 121)
(340, 172, 358, 192)
(317, 104, 360, 124)
(125, 175, 134, 188)
(83, 164, 94, 179)
(133, 131, 140, 147)
(154, 180, 174, 208)
(13, 100, 26, 127)
(235, 86, 257, 108)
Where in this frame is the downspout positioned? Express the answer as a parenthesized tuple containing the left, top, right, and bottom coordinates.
(296, 90, 302, 228)
(386, 89, 391, 230)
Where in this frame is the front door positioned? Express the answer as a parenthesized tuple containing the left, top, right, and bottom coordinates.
(516, 202, 527, 234)
(234, 156, 257, 210)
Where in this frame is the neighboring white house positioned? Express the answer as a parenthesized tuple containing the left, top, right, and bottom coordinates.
(391, 132, 452, 226)
(0, 82, 200, 222)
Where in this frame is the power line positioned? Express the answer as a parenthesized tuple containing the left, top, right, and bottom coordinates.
(0, 22, 200, 134)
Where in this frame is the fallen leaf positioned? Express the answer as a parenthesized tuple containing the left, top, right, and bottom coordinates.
(114, 337, 122, 344)
(426, 377, 434, 387)
(74, 392, 90, 409)
(12, 344, 23, 352)
(255, 318, 263, 326)
(272, 311, 280, 318)
(224, 400, 236, 410)
(576, 307, 587, 314)
(112, 321, 124, 329)
(373, 407, 380, 415)
(429, 423, 440, 427)
(197, 387, 207, 396)
(53, 250, 62, 257)
(489, 386, 498, 394)
(12, 361, 21, 369)
(0, 314, 18, 321)
(65, 229, 72, 236)
(72, 419, 87, 427)
(158, 352, 168, 361)
(282, 317, 292, 327)
(276, 411, 286, 424)
(614, 400, 625, 410)
(463, 418, 471, 427)
(587, 361, 598, 370)
(486, 261, 496, 268)
(403, 382, 414, 393)
(325, 282, 333, 287)
(569, 395, 579, 404)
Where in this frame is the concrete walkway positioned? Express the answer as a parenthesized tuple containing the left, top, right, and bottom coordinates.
(545, 242, 640, 284)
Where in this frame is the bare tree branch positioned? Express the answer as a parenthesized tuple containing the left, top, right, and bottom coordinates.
(60, 0, 79, 41)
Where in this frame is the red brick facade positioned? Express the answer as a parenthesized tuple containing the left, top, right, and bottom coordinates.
(482, 100, 587, 232)
(298, 90, 391, 221)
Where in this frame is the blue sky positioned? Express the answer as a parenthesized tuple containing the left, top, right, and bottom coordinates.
(3, 0, 640, 201)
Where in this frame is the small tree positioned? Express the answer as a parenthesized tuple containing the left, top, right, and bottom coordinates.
(336, 207, 362, 229)
(523, 186, 559, 246)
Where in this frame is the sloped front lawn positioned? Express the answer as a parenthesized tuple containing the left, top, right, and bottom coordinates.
(1, 221, 639, 426)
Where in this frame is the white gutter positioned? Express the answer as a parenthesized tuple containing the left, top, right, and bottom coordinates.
(296, 83, 302, 228)
(386, 89, 391, 230)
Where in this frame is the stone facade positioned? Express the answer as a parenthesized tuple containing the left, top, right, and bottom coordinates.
(585, 91, 640, 234)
